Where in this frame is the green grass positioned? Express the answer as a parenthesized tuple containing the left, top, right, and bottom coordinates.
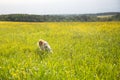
(0, 22, 120, 80)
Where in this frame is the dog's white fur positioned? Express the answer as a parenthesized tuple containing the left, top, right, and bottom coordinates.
(38, 39, 53, 53)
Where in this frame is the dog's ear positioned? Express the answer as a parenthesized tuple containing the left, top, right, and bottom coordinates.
(39, 41, 43, 46)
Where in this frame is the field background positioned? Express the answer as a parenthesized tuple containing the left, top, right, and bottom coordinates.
(0, 22, 120, 80)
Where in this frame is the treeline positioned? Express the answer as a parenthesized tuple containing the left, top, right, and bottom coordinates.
(0, 12, 120, 22)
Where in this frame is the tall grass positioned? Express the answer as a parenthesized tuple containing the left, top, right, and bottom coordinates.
(0, 22, 120, 80)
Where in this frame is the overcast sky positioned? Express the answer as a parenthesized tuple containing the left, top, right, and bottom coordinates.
(0, 0, 120, 14)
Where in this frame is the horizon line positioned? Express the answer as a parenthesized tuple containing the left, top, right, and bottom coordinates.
(0, 11, 120, 15)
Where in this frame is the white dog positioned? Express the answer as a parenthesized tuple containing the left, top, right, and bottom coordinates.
(38, 39, 53, 53)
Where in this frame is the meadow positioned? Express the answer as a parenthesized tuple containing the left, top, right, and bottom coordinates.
(0, 22, 120, 80)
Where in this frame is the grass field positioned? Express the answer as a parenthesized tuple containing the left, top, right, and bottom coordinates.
(0, 22, 120, 80)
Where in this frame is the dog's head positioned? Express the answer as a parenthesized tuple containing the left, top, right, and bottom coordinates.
(39, 39, 44, 46)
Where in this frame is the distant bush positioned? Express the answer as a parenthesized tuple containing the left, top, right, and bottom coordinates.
(0, 12, 120, 22)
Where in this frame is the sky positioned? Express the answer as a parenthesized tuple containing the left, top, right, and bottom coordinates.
(0, 0, 120, 14)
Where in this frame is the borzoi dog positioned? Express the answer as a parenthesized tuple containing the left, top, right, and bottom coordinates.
(38, 39, 53, 53)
